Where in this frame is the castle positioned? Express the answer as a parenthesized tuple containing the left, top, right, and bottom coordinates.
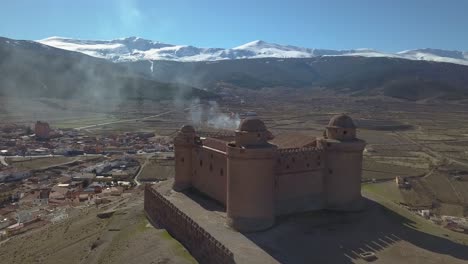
(173, 114, 366, 232)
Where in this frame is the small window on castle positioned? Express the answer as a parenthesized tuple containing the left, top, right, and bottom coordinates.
(329, 169, 333, 174)
(286, 165, 290, 169)
(209, 164, 213, 172)
(306, 163, 310, 168)
(180, 157, 184, 163)
(257, 133, 261, 138)
(220, 168, 224, 176)
(200, 160, 203, 167)
(343, 130, 347, 135)
(292, 157, 295, 163)
(211, 154, 213, 159)
(317, 162, 321, 166)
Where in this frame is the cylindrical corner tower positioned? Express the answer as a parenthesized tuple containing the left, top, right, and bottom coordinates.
(226, 118, 277, 232)
(173, 125, 196, 191)
(317, 114, 366, 211)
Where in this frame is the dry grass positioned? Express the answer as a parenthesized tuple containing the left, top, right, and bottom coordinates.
(138, 158, 175, 182)
(6, 156, 78, 170)
(0, 193, 196, 264)
(362, 158, 427, 181)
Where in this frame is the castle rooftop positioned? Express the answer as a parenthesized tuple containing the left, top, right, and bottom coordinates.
(269, 132, 317, 149)
(238, 117, 267, 132)
(327, 114, 356, 129)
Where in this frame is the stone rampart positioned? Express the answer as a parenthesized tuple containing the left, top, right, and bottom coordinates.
(198, 131, 235, 140)
(144, 185, 235, 264)
(276, 147, 324, 173)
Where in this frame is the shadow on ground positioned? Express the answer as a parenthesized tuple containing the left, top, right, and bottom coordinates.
(183, 188, 226, 213)
(182, 189, 468, 263)
(244, 198, 468, 263)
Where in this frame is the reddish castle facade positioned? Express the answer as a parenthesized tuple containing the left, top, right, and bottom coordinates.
(173, 114, 366, 232)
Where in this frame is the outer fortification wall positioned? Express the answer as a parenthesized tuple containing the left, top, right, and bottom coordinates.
(144, 185, 234, 264)
(274, 147, 326, 215)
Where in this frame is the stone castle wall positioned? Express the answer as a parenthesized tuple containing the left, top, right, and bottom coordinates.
(274, 147, 326, 215)
(172, 115, 365, 232)
(276, 147, 324, 172)
(197, 131, 235, 142)
(191, 145, 228, 204)
(181, 143, 330, 215)
(144, 185, 234, 264)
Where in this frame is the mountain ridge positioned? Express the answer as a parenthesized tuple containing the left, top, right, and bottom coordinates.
(0, 36, 213, 100)
(36, 36, 468, 66)
(3, 36, 468, 102)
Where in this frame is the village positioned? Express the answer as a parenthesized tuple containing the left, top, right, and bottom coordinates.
(0, 121, 174, 240)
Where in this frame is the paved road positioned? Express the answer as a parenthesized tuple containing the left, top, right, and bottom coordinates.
(75, 106, 197, 131)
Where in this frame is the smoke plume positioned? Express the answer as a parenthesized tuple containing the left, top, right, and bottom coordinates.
(188, 100, 240, 130)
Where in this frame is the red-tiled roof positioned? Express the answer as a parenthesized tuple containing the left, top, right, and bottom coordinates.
(269, 132, 317, 149)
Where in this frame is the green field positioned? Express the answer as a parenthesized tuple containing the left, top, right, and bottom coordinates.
(362, 158, 427, 181)
(362, 182, 404, 203)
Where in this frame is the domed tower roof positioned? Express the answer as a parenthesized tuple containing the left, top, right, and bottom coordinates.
(238, 117, 267, 132)
(180, 125, 195, 134)
(327, 114, 356, 129)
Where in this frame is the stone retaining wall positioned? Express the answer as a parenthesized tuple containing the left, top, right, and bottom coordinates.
(144, 185, 235, 264)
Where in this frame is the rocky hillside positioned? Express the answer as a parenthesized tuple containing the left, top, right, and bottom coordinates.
(0, 37, 213, 100)
(3, 35, 468, 102)
(123, 56, 468, 101)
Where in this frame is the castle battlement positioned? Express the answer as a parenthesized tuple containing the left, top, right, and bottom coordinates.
(198, 137, 229, 152)
(197, 131, 235, 140)
(172, 114, 366, 232)
(277, 146, 320, 154)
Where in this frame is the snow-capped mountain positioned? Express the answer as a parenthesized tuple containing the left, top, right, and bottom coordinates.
(397, 48, 468, 65)
(37, 36, 468, 66)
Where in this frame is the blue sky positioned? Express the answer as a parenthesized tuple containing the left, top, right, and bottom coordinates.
(1, 0, 467, 52)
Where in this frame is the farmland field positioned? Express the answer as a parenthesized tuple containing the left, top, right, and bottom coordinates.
(2, 93, 468, 219)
